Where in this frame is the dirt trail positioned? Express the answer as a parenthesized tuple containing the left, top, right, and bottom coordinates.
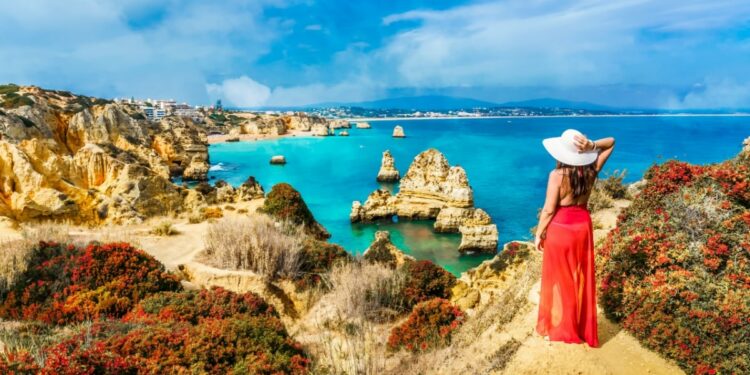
(500, 198, 683, 375)
(499, 281, 684, 375)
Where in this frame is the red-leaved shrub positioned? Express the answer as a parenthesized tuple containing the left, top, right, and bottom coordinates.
(598, 154, 750, 374)
(0, 242, 181, 325)
(1, 288, 311, 374)
(387, 298, 464, 352)
(400, 260, 457, 308)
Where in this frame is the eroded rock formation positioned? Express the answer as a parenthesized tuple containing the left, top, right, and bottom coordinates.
(363, 231, 414, 268)
(393, 125, 405, 138)
(351, 149, 498, 253)
(376, 150, 400, 182)
(0, 85, 210, 224)
(355, 122, 371, 129)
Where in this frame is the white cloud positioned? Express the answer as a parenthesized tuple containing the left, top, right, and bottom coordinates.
(379, 0, 750, 88)
(666, 80, 750, 109)
(305, 24, 322, 31)
(206, 76, 272, 107)
(0, 0, 287, 103)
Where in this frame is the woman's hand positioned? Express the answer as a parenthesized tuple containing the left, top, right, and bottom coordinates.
(574, 134, 594, 153)
(535, 234, 544, 252)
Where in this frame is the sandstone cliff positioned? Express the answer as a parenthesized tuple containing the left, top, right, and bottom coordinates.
(351, 149, 498, 253)
(0, 85, 211, 224)
(392, 125, 405, 138)
(376, 150, 400, 182)
(219, 112, 338, 137)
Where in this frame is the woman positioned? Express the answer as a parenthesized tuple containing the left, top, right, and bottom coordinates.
(534, 129, 615, 348)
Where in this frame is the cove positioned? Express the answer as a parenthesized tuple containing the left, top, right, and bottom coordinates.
(208, 116, 750, 275)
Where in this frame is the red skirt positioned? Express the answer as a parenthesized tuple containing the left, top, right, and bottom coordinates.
(536, 205, 599, 347)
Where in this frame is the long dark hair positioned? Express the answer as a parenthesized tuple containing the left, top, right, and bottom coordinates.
(557, 162, 598, 199)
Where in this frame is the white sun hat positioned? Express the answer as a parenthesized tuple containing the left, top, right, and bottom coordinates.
(542, 129, 598, 166)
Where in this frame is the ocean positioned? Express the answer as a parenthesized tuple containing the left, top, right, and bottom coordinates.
(207, 116, 750, 275)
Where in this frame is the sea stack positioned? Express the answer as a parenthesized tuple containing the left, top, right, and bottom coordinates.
(339, 131, 349, 136)
(376, 150, 400, 182)
(363, 231, 415, 268)
(355, 122, 371, 129)
(392, 125, 405, 138)
(350, 148, 498, 253)
(270, 155, 286, 165)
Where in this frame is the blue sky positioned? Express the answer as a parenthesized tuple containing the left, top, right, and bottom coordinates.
(2, 0, 750, 109)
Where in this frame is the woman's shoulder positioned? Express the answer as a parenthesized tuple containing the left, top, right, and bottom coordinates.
(548, 168, 565, 183)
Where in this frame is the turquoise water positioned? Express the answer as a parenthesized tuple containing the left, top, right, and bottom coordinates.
(208, 116, 750, 275)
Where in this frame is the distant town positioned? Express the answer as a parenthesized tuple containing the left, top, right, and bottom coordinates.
(114, 96, 748, 124)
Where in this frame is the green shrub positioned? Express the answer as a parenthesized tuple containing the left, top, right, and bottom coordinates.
(1, 95, 34, 109)
(259, 183, 330, 240)
(599, 169, 629, 199)
(598, 157, 750, 373)
(0, 83, 19, 95)
(387, 298, 464, 352)
(295, 239, 351, 290)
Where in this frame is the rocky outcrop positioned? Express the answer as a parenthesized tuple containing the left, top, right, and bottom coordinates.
(392, 125, 405, 138)
(376, 150, 400, 182)
(338, 131, 349, 136)
(452, 241, 540, 309)
(236, 176, 265, 201)
(0, 85, 209, 224)
(363, 231, 414, 268)
(152, 116, 209, 181)
(311, 123, 332, 136)
(355, 122, 371, 129)
(270, 155, 286, 165)
(351, 149, 498, 253)
(329, 119, 350, 129)
(743, 136, 750, 154)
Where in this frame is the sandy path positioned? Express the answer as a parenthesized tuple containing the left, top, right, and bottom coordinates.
(499, 282, 684, 375)
(499, 198, 684, 375)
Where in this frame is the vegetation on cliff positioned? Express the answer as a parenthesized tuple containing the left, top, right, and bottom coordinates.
(598, 152, 750, 373)
(260, 183, 331, 240)
(0, 241, 310, 374)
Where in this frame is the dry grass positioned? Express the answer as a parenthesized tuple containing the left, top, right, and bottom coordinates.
(306, 261, 405, 374)
(324, 261, 407, 322)
(313, 314, 388, 375)
(150, 221, 178, 236)
(0, 223, 72, 293)
(588, 186, 614, 212)
(201, 215, 304, 280)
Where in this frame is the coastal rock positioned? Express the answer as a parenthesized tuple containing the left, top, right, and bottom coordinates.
(351, 148, 497, 253)
(349, 189, 396, 222)
(338, 131, 349, 136)
(355, 122, 371, 129)
(152, 116, 209, 181)
(363, 231, 415, 268)
(376, 150, 400, 182)
(458, 224, 499, 253)
(392, 125, 405, 138)
(259, 183, 330, 240)
(743, 136, 750, 154)
(453, 241, 540, 308)
(0, 86, 204, 224)
(311, 123, 332, 136)
(270, 155, 286, 165)
(434, 207, 491, 232)
(240, 115, 287, 135)
(236, 176, 265, 201)
(396, 149, 473, 213)
(329, 119, 351, 129)
(285, 112, 329, 132)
